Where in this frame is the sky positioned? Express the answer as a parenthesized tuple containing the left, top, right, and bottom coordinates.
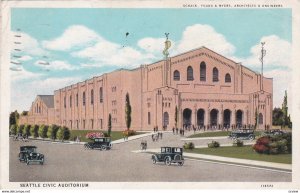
(10, 8, 292, 112)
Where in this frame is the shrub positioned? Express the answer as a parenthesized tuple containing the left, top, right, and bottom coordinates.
(183, 142, 195, 150)
(17, 124, 25, 135)
(253, 133, 292, 154)
(233, 139, 244, 147)
(123, 129, 136, 137)
(24, 124, 31, 137)
(47, 124, 59, 140)
(57, 126, 71, 141)
(10, 124, 17, 135)
(208, 140, 220, 148)
(38, 125, 48, 139)
(30, 125, 39, 138)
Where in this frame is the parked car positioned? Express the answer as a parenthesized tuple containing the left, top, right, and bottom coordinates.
(19, 146, 44, 165)
(84, 137, 112, 150)
(151, 147, 184, 166)
(229, 129, 255, 140)
(263, 129, 285, 136)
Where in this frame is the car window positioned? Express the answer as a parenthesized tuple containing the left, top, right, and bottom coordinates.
(173, 148, 181, 153)
(161, 148, 166, 153)
(166, 148, 171, 153)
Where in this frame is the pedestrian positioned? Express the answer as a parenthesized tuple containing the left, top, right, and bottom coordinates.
(176, 127, 178, 135)
(182, 129, 185, 136)
(152, 134, 155, 142)
(160, 132, 163, 139)
(172, 127, 175, 134)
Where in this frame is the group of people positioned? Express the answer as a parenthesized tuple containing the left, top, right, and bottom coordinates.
(13, 133, 29, 142)
(151, 132, 163, 142)
(172, 127, 185, 136)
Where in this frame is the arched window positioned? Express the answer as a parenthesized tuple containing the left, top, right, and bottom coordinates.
(173, 70, 180, 81)
(200, 62, 206, 81)
(83, 92, 86, 106)
(225, 73, 231, 83)
(213, 67, 219, 82)
(187, 66, 193, 81)
(99, 87, 103, 103)
(70, 95, 72, 107)
(91, 89, 94, 105)
(259, 113, 263, 124)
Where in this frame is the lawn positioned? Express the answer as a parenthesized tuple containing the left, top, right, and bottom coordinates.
(184, 146, 291, 164)
(70, 130, 146, 142)
(187, 131, 262, 138)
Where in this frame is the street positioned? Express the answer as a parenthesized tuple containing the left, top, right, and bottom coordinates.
(9, 133, 291, 182)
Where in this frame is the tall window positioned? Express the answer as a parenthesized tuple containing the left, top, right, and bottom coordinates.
(225, 73, 231, 83)
(259, 113, 263, 124)
(173, 70, 180, 81)
(83, 92, 86, 106)
(91, 89, 94, 105)
(187, 66, 194, 81)
(213, 67, 219, 82)
(64, 96, 66, 108)
(200, 62, 206, 81)
(70, 95, 72, 107)
(99, 87, 103, 103)
(148, 112, 151, 125)
(76, 93, 78, 107)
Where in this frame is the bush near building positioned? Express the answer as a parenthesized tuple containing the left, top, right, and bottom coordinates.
(208, 141, 220, 148)
(57, 126, 71, 142)
(183, 142, 195, 150)
(30, 125, 39, 138)
(17, 124, 25, 135)
(24, 124, 31, 137)
(233, 139, 244, 147)
(10, 124, 17, 135)
(38, 125, 48, 139)
(47, 124, 59, 141)
(253, 133, 292, 154)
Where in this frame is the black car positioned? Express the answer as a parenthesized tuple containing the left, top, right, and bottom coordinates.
(84, 137, 112, 150)
(151, 147, 184, 166)
(263, 129, 285, 136)
(229, 129, 255, 140)
(19, 146, 44, 165)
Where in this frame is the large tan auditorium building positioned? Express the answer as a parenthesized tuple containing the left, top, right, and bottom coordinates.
(19, 46, 273, 131)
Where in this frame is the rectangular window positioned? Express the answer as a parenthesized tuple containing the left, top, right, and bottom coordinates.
(91, 119, 94, 129)
(70, 96, 72, 108)
(64, 96, 66, 108)
(91, 90, 94, 105)
(100, 87, 103, 103)
(76, 93, 78, 107)
(99, 119, 103, 130)
(83, 120, 85, 129)
(83, 92, 86, 106)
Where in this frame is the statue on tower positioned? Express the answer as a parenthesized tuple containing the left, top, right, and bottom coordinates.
(163, 33, 171, 58)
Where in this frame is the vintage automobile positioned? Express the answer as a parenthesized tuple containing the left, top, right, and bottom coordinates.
(151, 147, 184, 166)
(84, 137, 112, 150)
(228, 129, 255, 140)
(263, 129, 285, 136)
(19, 146, 44, 165)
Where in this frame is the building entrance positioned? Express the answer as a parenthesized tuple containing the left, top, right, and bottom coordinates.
(183, 108, 192, 128)
(197, 109, 205, 127)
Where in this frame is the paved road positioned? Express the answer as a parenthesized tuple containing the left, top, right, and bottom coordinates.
(9, 133, 291, 182)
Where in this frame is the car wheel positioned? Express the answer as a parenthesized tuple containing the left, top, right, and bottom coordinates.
(249, 135, 255, 140)
(165, 157, 171, 166)
(178, 161, 184, 166)
(152, 159, 157, 164)
(100, 145, 106, 151)
(26, 160, 29, 165)
(232, 134, 237, 139)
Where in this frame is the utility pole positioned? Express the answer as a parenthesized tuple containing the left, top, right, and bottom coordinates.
(259, 42, 266, 91)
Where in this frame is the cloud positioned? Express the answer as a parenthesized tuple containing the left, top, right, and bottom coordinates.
(11, 32, 47, 56)
(138, 37, 175, 54)
(11, 77, 82, 112)
(18, 55, 33, 62)
(42, 25, 100, 51)
(242, 35, 291, 70)
(175, 24, 236, 56)
(34, 60, 80, 71)
(72, 39, 155, 68)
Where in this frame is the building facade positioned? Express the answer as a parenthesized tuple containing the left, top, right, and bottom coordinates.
(19, 47, 273, 131)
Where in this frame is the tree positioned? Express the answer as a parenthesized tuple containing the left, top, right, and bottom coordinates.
(38, 125, 48, 139)
(24, 124, 31, 137)
(21, 111, 28, 116)
(9, 110, 19, 126)
(17, 124, 25, 135)
(30, 125, 39, 138)
(272, 107, 283, 126)
(125, 92, 132, 130)
(175, 105, 178, 128)
(281, 90, 292, 128)
(108, 114, 112, 137)
(47, 124, 59, 141)
(57, 126, 70, 142)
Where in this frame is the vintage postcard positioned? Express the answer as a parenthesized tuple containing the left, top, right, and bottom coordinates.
(1, 0, 300, 191)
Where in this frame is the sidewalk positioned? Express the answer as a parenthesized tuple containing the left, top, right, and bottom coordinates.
(132, 145, 291, 171)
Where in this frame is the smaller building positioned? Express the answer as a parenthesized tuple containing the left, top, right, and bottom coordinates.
(19, 95, 55, 125)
